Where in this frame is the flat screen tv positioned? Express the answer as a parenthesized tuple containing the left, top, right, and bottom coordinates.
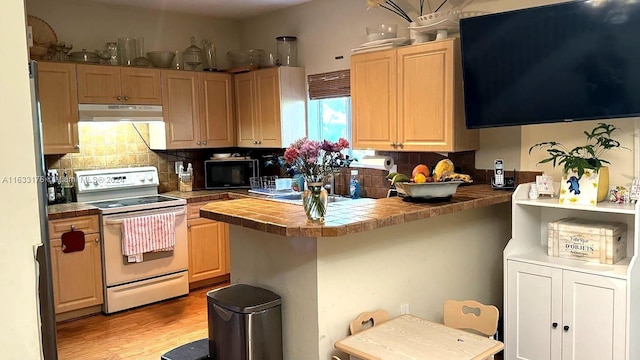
(460, 0, 640, 129)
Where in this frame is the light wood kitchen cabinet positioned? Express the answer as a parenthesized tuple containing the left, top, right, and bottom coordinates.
(150, 70, 234, 149)
(76, 64, 162, 105)
(351, 38, 478, 152)
(235, 66, 306, 148)
(48, 215, 103, 320)
(187, 202, 230, 289)
(37, 62, 79, 155)
(505, 184, 636, 359)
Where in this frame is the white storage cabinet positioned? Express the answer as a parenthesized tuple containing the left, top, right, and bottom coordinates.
(505, 184, 639, 360)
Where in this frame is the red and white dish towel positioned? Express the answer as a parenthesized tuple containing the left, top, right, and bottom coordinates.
(121, 212, 176, 263)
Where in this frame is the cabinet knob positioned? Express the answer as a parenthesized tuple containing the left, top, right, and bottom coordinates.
(75, 145, 80, 149)
(564, 325, 570, 331)
(253, 141, 258, 144)
(203, 141, 207, 145)
(116, 95, 122, 101)
(95, 237, 99, 243)
(397, 143, 404, 148)
(70, 225, 76, 231)
(390, 142, 397, 147)
(197, 141, 202, 145)
(257, 140, 262, 144)
(552, 322, 558, 328)
(124, 96, 129, 101)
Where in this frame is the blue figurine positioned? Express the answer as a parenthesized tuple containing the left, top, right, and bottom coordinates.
(567, 176, 581, 195)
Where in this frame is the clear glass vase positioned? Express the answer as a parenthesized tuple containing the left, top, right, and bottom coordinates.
(303, 175, 328, 224)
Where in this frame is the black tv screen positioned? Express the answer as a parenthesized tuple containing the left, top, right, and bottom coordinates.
(460, 0, 640, 129)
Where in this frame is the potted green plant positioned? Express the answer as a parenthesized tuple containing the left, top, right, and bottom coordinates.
(529, 122, 623, 179)
(529, 122, 626, 204)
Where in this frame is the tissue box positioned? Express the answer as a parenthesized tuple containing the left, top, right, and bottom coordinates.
(547, 218, 627, 265)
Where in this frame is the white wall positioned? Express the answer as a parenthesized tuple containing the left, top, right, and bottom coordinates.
(0, 1, 47, 358)
(26, 0, 241, 69)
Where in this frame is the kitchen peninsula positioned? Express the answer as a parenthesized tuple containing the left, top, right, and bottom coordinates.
(200, 185, 512, 360)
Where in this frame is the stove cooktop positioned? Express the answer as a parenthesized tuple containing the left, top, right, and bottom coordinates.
(90, 195, 185, 212)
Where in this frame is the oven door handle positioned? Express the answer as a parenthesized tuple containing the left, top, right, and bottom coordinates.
(103, 209, 187, 225)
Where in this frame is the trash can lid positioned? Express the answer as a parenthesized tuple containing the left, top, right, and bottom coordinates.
(207, 284, 281, 314)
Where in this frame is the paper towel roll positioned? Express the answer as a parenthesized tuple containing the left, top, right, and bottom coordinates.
(357, 155, 395, 170)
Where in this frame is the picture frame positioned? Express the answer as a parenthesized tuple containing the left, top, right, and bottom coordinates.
(536, 175, 555, 196)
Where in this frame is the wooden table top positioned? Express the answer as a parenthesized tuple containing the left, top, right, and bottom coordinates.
(335, 314, 504, 360)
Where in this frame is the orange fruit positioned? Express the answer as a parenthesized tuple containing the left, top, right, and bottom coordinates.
(412, 164, 429, 178)
(414, 173, 427, 183)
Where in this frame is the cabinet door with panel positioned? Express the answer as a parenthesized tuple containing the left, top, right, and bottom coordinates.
(77, 64, 161, 105)
(507, 260, 562, 360)
(160, 70, 201, 148)
(507, 260, 627, 360)
(234, 67, 306, 148)
(187, 202, 230, 288)
(351, 49, 397, 150)
(50, 233, 103, 314)
(235, 71, 258, 147)
(199, 72, 235, 147)
(37, 62, 79, 154)
(188, 217, 229, 283)
(119, 67, 162, 104)
(48, 215, 103, 316)
(254, 67, 282, 147)
(562, 270, 626, 360)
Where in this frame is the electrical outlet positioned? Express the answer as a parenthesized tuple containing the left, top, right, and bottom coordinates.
(400, 303, 409, 315)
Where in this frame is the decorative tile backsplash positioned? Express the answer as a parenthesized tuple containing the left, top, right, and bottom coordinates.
(44, 123, 209, 193)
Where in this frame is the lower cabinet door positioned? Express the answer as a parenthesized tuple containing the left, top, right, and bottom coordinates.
(50, 233, 103, 314)
(187, 218, 229, 283)
(562, 270, 627, 360)
(507, 260, 563, 360)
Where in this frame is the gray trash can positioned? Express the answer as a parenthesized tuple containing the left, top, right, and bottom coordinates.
(207, 284, 283, 360)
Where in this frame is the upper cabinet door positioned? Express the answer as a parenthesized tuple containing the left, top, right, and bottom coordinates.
(120, 67, 162, 105)
(235, 71, 257, 147)
(199, 72, 235, 148)
(38, 62, 79, 154)
(397, 42, 452, 150)
(76, 64, 121, 104)
(161, 70, 200, 149)
(351, 49, 397, 151)
(254, 67, 282, 148)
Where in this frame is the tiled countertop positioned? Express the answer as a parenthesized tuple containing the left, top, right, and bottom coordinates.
(46, 189, 248, 219)
(200, 184, 512, 237)
(47, 202, 100, 219)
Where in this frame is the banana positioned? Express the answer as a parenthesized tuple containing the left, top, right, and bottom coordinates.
(438, 172, 473, 183)
(391, 173, 411, 184)
(386, 172, 398, 180)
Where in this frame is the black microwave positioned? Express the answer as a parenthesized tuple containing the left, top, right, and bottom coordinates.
(204, 159, 259, 189)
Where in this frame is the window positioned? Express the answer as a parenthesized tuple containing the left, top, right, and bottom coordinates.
(307, 97, 350, 142)
(307, 70, 373, 159)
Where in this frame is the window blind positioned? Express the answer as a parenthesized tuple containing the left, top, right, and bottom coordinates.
(307, 69, 350, 100)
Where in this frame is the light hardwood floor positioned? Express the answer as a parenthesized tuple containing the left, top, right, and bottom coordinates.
(56, 284, 228, 360)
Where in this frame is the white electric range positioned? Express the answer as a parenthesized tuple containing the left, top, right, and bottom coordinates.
(75, 167, 188, 314)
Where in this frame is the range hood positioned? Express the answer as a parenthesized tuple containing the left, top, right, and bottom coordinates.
(78, 104, 163, 122)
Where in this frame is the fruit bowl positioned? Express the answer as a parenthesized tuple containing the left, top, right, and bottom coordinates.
(394, 181, 464, 199)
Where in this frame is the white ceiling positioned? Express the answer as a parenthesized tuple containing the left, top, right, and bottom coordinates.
(89, 0, 314, 19)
